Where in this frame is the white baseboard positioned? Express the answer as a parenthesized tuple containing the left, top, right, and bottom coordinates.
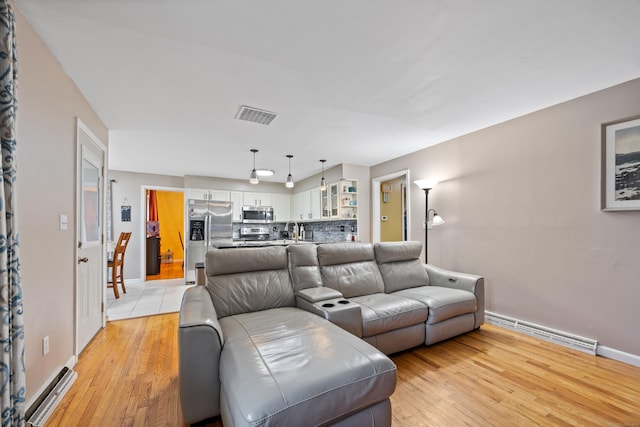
(485, 311, 597, 355)
(486, 311, 640, 367)
(597, 346, 640, 368)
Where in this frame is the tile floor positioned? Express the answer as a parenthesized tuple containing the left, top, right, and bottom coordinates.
(106, 278, 194, 321)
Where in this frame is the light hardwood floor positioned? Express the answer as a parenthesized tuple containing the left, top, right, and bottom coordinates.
(146, 261, 185, 281)
(46, 315, 640, 426)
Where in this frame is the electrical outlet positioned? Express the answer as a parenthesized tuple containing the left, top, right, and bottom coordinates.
(43, 336, 49, 356)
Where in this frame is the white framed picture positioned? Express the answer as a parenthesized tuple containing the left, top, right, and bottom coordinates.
(602, 115, 640, 210)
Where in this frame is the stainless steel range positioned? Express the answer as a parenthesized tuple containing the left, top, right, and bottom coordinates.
(239, 225, 271, 241)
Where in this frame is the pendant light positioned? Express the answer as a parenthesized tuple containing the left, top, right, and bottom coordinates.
(319, 159, 327, 190)
(249, 149, 259, 184)
(285, 155, 295, 188)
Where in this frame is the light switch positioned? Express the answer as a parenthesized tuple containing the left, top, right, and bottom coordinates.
(59, 214, 68, 230)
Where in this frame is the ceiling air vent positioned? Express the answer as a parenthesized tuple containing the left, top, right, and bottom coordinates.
(235, 105, 278, 126)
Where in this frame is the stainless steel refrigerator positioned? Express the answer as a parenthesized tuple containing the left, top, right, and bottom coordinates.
(185, 199, 233, 283)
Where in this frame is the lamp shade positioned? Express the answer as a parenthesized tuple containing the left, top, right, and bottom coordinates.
(285, 174, 294, 188)
(319, 159, 327, 190)
(249, 149, 259, 184)
(414, 179, 439, 190)
(249, 169, 259, 184)
(285, 154, 295, 188)
(432, 212, 445, 226)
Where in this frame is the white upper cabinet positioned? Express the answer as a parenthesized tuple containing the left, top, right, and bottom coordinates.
(292, 189, 321, 221)
(186, 188, 230, 201)
(310, 189, 321, 220)
(230, 191, 244, 222)
(272, 193, 291, 222)
(243, 192, 272, 207)
(210, 190, 230, 201)
(186, 188, 211, 201)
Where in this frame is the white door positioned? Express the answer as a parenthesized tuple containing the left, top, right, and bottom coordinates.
(76, 122, 106, 354)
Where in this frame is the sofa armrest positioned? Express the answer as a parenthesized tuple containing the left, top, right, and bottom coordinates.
(179, 286, 223, 424)
(424, 264, 485, 328)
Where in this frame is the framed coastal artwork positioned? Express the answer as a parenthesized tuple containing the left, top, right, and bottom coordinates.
(602, 115, 640, 210)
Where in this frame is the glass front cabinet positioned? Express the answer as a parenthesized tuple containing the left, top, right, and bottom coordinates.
(330, 183, 339, 218)
(321, 179, 358, 219)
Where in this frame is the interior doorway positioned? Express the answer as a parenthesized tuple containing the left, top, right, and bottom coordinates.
(143, 187, 185, 281)
(372, 170, 411, 243)
(379, 176, 407, 241)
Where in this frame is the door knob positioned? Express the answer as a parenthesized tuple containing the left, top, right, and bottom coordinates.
(78, 257, 89, 264)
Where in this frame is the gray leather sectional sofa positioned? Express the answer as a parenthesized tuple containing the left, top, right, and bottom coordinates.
(179, 240, 484, 426)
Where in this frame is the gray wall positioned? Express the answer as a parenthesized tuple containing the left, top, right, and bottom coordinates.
(371, 78, 640, 357)
(14, 2, 110, 404)
(109, 170, 184, 281)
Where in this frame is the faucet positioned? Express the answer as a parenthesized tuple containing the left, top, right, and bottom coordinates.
(284, 219, 299, 242)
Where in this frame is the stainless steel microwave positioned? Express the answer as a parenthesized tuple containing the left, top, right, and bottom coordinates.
(242, 206, 274, 223)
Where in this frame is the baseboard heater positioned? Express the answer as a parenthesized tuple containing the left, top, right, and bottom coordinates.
(485, 311, 598, 355)
(26, 367, 77, 427)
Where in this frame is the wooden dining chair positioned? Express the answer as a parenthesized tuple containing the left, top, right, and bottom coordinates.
(108, 232, 132, 298)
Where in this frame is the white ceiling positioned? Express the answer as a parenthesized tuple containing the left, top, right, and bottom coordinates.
(15, 0, 640, 183)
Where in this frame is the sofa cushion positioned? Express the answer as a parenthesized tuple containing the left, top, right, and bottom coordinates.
(350, 293, 428, 337)
(393, 286, 477, 324)
(374, 241, 430, 293)
(205, 246, 295, 318)
(287, 243, 322, 291)
(219, 307, 397, 427)
(318, 243, 385, 297)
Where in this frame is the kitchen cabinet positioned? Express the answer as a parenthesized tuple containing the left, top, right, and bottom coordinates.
(293, 192, 304, 221)
(292, 189, 321, 221)
(210, 190, 230, 201)
(272, 193, 292, 222)
(321, 187, 330, 219)
(319, 180, 358, 220)
(330, 183, 339, 218)
(186, 188, 211, 201)
(310, 189, 321, 220)
(186, 188, 230, 201)
(230, 191, 244, 222)
(243, 192, 272, 207)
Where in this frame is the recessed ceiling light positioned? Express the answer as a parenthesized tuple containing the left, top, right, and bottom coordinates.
(256, 169, 274, 177)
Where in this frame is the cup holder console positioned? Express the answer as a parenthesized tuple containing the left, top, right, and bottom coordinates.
(321, 300, 350, 308)
(314, 298, 362, 338)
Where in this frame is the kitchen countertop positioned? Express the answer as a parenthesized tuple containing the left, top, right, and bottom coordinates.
(212, 239, 316, 249)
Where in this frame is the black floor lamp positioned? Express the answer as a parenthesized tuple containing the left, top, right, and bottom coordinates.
(414, 179, 444, 263)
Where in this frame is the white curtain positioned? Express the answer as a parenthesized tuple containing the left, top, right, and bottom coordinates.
(0, 1, 25, 425)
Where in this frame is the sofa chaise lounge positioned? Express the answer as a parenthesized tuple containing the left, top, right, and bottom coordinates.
(179, 241, 484, 426)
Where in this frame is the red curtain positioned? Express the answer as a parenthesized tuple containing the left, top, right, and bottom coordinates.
(148, 189, 158, 222)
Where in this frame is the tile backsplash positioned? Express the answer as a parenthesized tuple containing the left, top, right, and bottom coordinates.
(233, 219, 358, 243)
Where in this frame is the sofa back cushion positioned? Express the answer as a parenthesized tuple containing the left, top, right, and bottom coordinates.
(374, 241, 430, 293)
(317, 243, 384, 298)
(205, 246, 295, 318)
(287, 244, 323, 292)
